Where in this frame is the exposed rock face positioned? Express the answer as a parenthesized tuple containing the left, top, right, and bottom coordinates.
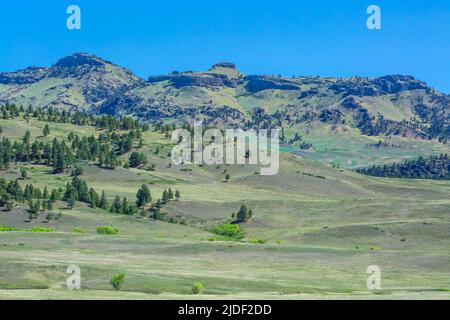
(245, 75, 299, 93)
(319, 109, 345, 124)
(330, 75, 428, 97)
(55, 53, 106, 68)
(148, 72, 240, 88)
(0, 67, 47, 85)
(372, 75, 428, 93)
(211, 62, 237, 69)
(341, 96, 361, 109)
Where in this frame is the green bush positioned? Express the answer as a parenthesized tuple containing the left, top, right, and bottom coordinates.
(0, 225, 17, 232)
(191, 282, 204, 294)
(26, 227, 55, 233)
(213, 223, 241, 238)
(96, 226, 119, 235)
(73, 227, 86, 234)
(110, 273, 125, 291)
(249, 238, 267, 244)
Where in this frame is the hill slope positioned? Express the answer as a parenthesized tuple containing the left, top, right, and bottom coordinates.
(2, 53, 450, 169)
(0, 116, 449, 299)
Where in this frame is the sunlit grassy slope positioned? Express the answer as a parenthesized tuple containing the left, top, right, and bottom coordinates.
(0, 117, 449, 300)
(284, 120, 450, 168)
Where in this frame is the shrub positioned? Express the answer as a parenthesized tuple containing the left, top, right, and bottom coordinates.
(73, 227, 86, 234)
(110, 273, 125, 291)
(96, 226, 119, 235)
(191, 282, 204, 294)
(249, 238, 267, 244)
(213, 223, 241, 238)
(26, 227, 55, 233)
(0, 225, 17, 232)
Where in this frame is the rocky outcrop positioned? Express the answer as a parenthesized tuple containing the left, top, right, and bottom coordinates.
(330, 75, 428, 97)
(0, 66, 47, 85)
(211, 62, 237, 70)
(245, 75, 299, 93)
(148, 73, 239, 88)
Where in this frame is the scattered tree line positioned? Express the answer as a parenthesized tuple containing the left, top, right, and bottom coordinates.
(0, 103, 149, 132)
(356, 154, 450, 180)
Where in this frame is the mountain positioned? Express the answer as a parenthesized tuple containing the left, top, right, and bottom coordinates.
(0, 53, 143, 111)
(2, 53, 450, 168)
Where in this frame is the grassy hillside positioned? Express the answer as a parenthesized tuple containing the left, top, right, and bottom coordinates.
(0, 116, 449, 299)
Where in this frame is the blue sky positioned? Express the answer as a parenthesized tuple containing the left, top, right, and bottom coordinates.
(0, 0, 449, 92)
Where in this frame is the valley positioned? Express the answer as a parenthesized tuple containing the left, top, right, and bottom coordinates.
(0, 54, 449, 300)
(0, 112, 449, 299)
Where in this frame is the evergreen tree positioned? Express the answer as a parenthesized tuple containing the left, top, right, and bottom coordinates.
(136, 184, 151, 207)
(111, 196, 122, 213)
(162, 189, 169, 204)
(236, 204, 250, 222)
(99, 191, 109, 210)
(122, 197, 129, 215)
(43, 124, 50, 137)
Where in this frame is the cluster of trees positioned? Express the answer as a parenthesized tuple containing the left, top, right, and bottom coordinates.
(356, 154, 450, 180)
(0, 124, 147, 172)
(62, 177, 148, 215)
(0, 103, 148, 133)
(0, 132, 71, 171)
(0, 177, 63, 221)
(231, 204, 253, 223)
(109, 195, 138, 215)
(64, 176, 104, 209)
(150, 188, 181, 220)
(127, 152, 148, 168)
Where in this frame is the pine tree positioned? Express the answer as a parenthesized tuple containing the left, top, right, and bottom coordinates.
(136, 184, 151, 207)
(50, 189, 59, 203)
(162, 189, 169, 204)
(54, 149, 66, 173)
(89, 188, 99, 208)
(43, 186, 49, 199)
(122, 197, 129, 215)
(23, 130, 30, 145)
(67, 194, 76, 209)
(175, 190, 181, 201)
(43, 124, 50, 137)
(99, 191, 109, 210)
(111, 196, 122, 213)
(237, 204, 249, 222)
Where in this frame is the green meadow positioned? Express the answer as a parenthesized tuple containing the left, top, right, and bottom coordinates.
(0, 117, 449, 300)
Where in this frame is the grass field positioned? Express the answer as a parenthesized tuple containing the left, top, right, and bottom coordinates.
(0, 117, 449, 300)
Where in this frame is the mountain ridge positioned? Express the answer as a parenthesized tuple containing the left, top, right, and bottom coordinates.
(1, 53, 450, 149)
